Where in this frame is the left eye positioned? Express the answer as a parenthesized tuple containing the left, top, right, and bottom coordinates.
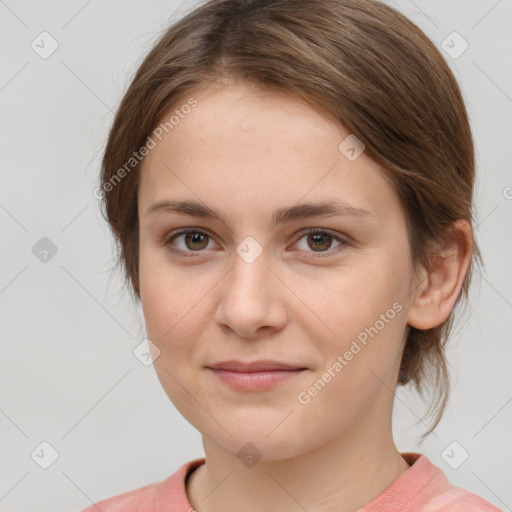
(292, 229, 348, 257)
(164, 228, 349, 258)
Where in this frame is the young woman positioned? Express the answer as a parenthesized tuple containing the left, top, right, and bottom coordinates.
(82, 0, 501, 510)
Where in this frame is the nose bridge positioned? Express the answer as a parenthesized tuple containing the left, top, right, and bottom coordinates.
(235, 234, 266, 267)
(215, 236, 286, 336)
(230, 235, 272, 294)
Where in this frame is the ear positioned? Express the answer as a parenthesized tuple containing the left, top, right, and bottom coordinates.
(407, 219, 473, 330)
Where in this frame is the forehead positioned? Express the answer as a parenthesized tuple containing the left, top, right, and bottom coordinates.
(143, 81, 344, 167)
(137, 82, 401, 226)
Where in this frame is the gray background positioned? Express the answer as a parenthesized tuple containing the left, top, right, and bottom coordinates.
(0, 1, 511, 511)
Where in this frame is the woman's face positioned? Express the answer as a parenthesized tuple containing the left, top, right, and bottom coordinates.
(137, 82, 418, 460)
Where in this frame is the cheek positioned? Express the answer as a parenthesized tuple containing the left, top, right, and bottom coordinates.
(294, 266, 408, 424)
(295, 253, 410, 388)
(139, 247, 203, 358)
(300, 260, 405, 337)
(139, 251, 208, 421)
(140, 242, 203, 325)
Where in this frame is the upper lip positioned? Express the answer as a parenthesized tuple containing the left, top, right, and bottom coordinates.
(208, 360, 307, 372)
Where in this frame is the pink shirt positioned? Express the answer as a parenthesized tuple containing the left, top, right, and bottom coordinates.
(79, 452, 503, 511)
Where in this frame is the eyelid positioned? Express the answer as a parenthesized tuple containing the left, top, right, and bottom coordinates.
(163, 228, 219, 257)
(291, 227, 352, 258)
(163, 227, 352, 258)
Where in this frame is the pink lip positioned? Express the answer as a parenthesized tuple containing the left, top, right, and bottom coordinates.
(209, 359, 306, 372)
(206, 360, 308, 391)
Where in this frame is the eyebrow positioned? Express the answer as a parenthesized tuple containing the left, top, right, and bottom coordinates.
(145, 199, 374, 228)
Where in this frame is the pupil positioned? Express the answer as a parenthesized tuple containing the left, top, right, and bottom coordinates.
(310, 233, 331, 251)
(187, 232, 207, 250)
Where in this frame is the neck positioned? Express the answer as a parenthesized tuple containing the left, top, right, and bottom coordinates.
(187, 412, 411, 512)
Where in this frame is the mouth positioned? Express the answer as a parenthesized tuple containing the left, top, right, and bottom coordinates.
(206, 360, 308, 391)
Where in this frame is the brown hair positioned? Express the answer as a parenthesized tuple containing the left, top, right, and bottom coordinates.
(98, 0, 481, 440)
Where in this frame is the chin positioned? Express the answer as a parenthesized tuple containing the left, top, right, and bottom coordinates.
(200, 415, 320, 463)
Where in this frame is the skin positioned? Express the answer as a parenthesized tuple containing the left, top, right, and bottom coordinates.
(137, 81, 472, 512)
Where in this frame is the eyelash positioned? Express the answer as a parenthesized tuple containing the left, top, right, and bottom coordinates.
(163, 228, 351, 259)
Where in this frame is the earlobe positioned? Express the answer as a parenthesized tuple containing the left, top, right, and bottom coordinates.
(407, 220, 473, 331)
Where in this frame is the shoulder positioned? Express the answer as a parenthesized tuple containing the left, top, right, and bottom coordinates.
(363, 453, 504, 512)
(400, 453, 503, 512)
(79, 481, 159, 512)
(77, 457, 206, 512)
(418, 485, 504, 511)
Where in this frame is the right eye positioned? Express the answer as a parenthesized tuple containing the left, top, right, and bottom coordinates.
(164, 229, 218, 257)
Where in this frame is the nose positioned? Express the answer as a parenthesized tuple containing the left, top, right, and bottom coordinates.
(214, 247, 287, 339)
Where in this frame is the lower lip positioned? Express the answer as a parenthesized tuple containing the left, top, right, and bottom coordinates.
(208, 368, 306, 390)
